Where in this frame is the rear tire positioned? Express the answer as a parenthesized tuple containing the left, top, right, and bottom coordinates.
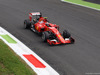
(42, 31, 50, 42)
(63, 30, 71, 38)
(24, 19, 31, 29)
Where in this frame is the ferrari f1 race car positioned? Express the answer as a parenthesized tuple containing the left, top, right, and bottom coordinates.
(24, 12, 75, 45)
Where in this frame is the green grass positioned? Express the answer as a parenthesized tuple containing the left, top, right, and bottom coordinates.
(0, 39, 36, 75)
(64, 0, 100, 10)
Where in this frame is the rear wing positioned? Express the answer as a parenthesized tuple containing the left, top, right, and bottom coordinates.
(29, 12, 42, 21)
(29, 12, 41, 16)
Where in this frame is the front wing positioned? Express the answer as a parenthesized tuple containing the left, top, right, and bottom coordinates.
(47, 37, 75, 45)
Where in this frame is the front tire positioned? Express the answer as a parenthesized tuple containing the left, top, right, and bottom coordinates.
(63, 30, 71, 38)
(70, 37, 75, 44)
(42, 31, 50, 42)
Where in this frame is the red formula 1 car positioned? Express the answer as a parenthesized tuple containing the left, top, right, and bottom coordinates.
(24, 12, 75, 45)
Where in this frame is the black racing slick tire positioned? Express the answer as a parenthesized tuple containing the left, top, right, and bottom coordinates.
(63, 30, 71, 38)
(42, 31, 50, 42)
(24, 19, 31, 29)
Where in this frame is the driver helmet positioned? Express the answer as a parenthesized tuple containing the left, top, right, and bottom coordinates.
(43, 17, 48, 22)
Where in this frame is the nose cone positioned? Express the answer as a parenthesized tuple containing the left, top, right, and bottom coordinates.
(57, 34, 66, 44)
(49, 27, 66, 44)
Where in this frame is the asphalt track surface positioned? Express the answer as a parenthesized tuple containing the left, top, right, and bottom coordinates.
(0, 0, 100, 75)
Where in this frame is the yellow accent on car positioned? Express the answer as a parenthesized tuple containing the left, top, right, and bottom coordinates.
(58, 35, 61, 37)
(37, 26, 39, 30)
(47, 28, 48, 31)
